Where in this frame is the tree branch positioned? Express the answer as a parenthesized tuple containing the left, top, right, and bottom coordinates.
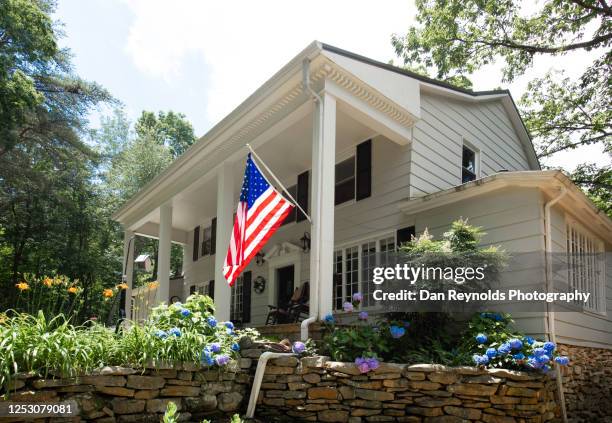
(568, 0, 612, 16)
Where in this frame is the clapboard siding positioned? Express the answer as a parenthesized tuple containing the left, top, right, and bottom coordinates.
(410, 93, 535, 197)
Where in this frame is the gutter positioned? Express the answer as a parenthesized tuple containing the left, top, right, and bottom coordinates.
(245, 352, 295, 419)
(544, 186, 568, 423)
(300, 58, 322, 340)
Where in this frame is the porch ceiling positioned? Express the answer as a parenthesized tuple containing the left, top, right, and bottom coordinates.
(138, 105, 376, 234)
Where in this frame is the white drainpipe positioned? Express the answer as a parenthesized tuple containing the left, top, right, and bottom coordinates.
(245, 352, 295, 419)
(544, 185, 568, 423)
(300, 57, 322, 340)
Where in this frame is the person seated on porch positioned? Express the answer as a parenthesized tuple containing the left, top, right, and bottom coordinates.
(265, 282, 309, 325)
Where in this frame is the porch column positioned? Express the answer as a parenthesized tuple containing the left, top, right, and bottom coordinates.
(156, 202, 173, 304)
(214, 162, 234, 322)
(121, 229, 135, 320)
(310, 92, 336, 319)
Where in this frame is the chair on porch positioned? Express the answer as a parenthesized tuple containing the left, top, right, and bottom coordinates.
(265, 282, 309, 325)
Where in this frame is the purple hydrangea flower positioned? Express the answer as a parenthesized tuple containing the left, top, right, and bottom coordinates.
(292, 341, 306, 354)
(475, 333, 487, 344)
(533, 347, 547, 357)
(358, 311, 369, 321)
(352, 292, 363, 303)
(210, 342, 221, 353)
(343, 302, 354, 312)
(536, 354, 551, 364)
(390, 325, 406, 339)
(215, 354, 230, 366)
(365, 358, 380, 370)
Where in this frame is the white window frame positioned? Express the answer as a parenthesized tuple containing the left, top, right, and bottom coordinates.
(461, 140, 481, 183)
(333, 232, 396, 311)
(565, 217, 606, 315)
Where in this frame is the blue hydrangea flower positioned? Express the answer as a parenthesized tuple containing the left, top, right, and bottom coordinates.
(497, 343, 512, 355)
(155, 330, 167, 339)
(524, 336, 535, 345)
(210, 342, 221, 353)
(215, 354, 230, 366)
(207, 317, 217, 327)
(485, 348, 497, 358)
(323, 313, 335, 324)
(475, 333, 488, 344)
(542, 364, 551, 373)
(226, 328, 235, 336)
(513, 353, 525, 360)
(180, 308, 191, 317)
(201, 348, 212, 362)
(168, 327, 181, 337)
(292, 341, 306, 354)
(390, 325, 406, 339)
(554, 356, 570, 366)
(543, 341, 555, 352)
(231, 343, 240, 352)
(509, 338, 523, 350)
(224, 321, 234, 330)
(473, 354, 489, 365)
(358, 311, 369, 320)
(533, 347, 546, 357)
(536, 354, 551, 364)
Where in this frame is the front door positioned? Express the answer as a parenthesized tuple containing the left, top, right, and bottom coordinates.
(276, 265, 295, 309)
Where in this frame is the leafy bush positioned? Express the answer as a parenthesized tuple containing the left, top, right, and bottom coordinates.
(0, 294, 246, 392)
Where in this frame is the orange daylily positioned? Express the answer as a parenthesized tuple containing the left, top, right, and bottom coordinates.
(42, 278, 53, 287)
(67, 286, 78, 294)
(116, 283, 128, 290)
(102, 289, 114, 298)
(15, 282, 29, 291)
(147, 281, 159, 289)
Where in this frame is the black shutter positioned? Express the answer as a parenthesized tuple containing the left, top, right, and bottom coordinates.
(296, 171, 309, 222)
(208, 280, 215, 300)
(356, 139, 372, 201)
(189, 285, 196, 295)
(192, 226, 200, 261)
(210, 218, 217, 255)
(242, 271, 252, 323)
(396, 226, 416, 247)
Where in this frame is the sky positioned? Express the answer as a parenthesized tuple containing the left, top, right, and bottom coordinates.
(55, 0, 608, 172)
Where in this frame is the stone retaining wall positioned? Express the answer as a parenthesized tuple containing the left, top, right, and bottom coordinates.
(256, 355, 558, 423)
(558, 343, 612, 422)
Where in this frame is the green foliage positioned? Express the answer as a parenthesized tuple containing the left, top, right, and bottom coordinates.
(135, 110, 196, 158)
(0, 294, 245, 392)
(162, 401, 179, 423)
(392, 0, 611, 215)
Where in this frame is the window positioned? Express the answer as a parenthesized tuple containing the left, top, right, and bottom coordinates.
(281, 184, 297, 226)
(201, 226, 212, 255)
(335, 156, 356, 205)
(566, 220, 605, 313)
(230, 274, 244, 322)
(462, 145, 477, 183)
(334, 235, 396, 309)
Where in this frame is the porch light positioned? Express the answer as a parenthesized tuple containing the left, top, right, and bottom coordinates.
(300, 232, 311, 252)
(255, 252, 266, 266)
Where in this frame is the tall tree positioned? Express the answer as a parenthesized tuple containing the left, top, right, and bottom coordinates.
(392, 0, 611, 214)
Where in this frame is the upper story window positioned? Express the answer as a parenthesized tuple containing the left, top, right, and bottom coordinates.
(566, 220, 605, 314)
(462, 145, 477, 183)
(201, 226, 212, 255)
(335, 156, 356, 205)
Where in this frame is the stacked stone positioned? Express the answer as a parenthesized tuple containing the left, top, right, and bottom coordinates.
(557, 343, 612, 422)
(256, 356, 559, 423)
(3, 361, 254, 423)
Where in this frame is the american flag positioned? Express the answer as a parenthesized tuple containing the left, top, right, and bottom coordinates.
(223, 154, 294, 286)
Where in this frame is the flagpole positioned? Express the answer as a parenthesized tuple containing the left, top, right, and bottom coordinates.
(246, 143, 312, 223)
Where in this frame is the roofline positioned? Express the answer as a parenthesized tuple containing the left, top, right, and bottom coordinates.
(321, 43, 541, 170)
(398, 170, 612, 241)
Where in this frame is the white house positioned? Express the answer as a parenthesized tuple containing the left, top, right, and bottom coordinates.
(112, 42, 612, 351)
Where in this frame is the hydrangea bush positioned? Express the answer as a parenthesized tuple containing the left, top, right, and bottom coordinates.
(465, 312, 570, 372)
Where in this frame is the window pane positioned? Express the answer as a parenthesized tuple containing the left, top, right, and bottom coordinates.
(336, 157, 355, 182)
(346, 246, 359, 303)
(201, 226, 212, 255)
(462, 168, 476, 183)
(361, 241, 377, 307)
(230, 275, 243, 321)
(462, 146, 475, 172)
(333, 251, 343, 310)
(335, 179, 355, 205)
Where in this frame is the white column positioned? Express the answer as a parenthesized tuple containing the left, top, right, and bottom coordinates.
(156, 202, 173, 304)
(310, 92, 336, 319)
(122, 229, 135, 320)
(214, 162, 235, 322)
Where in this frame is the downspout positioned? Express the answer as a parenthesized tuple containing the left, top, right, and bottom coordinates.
(544, 185, 568, 423)
(300, 58, 323, 341)
(245, 351, 295, 419)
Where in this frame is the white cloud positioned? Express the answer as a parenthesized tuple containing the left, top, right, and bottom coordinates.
(123, 0, 416, 125)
